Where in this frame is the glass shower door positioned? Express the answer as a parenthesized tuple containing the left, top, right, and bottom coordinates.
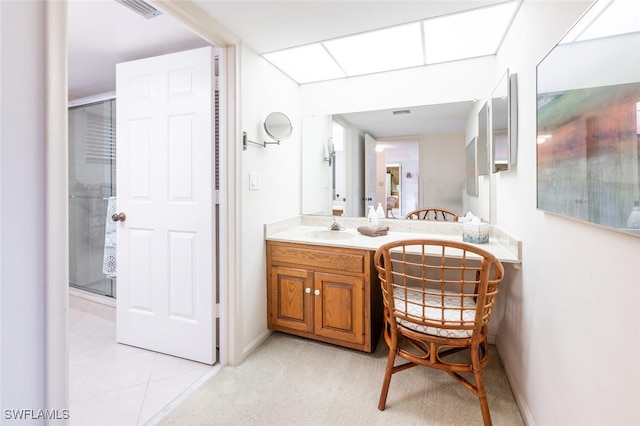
(69, 98, 116, 298)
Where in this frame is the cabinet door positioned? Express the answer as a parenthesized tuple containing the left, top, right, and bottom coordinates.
(313, 272, 365, 345)
(269, 266, 314, 333)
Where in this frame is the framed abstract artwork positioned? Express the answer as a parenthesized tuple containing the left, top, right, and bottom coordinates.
(536, 0, 640, 236)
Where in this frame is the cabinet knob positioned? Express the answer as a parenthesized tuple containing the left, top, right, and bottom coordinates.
(305, 288, 311, 294)
(314, 289, 320, 296)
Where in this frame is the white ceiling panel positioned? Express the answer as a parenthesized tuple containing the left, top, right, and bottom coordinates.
(324, 22, 424, 76)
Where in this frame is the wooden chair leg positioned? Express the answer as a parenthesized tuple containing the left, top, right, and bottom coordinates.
(476, 371, 491, 426)
(378, 347, 396, 411)
(472, 349, 492, 426)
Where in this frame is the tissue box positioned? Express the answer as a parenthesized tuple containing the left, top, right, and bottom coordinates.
(462, 222, 490, 244)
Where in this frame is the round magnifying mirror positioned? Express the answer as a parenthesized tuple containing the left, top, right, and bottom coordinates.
(264, 112, 293, 141)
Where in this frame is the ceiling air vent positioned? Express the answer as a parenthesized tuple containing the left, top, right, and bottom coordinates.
(114, 0, 162, 19)
(392, 109, 411, 115)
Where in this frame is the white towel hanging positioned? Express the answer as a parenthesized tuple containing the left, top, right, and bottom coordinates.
(103, 196, 117, 276)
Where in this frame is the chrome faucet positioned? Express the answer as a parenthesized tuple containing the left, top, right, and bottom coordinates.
(329, 216, 343, 231)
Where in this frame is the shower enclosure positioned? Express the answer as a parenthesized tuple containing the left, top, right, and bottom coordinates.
(69, 97, 116, 298)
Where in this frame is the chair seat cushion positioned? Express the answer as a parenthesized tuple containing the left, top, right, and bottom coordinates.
(393, 288, 477, 338)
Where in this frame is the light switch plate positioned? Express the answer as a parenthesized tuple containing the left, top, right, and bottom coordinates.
(249, 172, 261, 190)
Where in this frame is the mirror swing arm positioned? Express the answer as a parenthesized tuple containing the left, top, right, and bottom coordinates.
(243, 111, 293, 151)
(242, 132, 281, 150)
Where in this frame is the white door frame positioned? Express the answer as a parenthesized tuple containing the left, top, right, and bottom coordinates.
(44, 0, 244, 411)
(45, 0, 71, 413)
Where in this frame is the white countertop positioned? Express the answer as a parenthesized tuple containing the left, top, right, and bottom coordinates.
(265, 216, 522, 265)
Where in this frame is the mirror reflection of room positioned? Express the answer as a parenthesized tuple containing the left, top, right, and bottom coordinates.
(302, 103, 472, 220)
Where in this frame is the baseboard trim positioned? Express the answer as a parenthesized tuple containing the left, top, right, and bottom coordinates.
(242, 329, 273, 363)
(69, 288, 116, 322)
(495, 335, 535, 426)
(145, 363, 223, 425)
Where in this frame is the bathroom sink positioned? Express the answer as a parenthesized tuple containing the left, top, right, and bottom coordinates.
(303, 230, 356, 240)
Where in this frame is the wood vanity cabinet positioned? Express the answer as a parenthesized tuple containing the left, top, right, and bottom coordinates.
(266, 240, 383, 353)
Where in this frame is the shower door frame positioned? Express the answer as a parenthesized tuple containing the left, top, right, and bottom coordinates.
(68, 93, 117, 298)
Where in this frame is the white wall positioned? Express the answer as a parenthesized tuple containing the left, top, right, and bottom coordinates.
(0, 0, 47, 412)
(494, 1, 640, 425)
(419, 133, 466, 215)
(300, 55, 496, 116)
(239, 46, 301, 359)
(398, 160, 419, 215)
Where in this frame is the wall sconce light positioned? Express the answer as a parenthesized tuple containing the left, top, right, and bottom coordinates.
(324, 137, 335, 166)
(243, 112, 293, 150)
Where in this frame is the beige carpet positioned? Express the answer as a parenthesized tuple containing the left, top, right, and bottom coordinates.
(159, 332, 524, 426)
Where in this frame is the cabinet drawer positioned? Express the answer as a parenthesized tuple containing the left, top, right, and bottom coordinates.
(270, 244, 365, 274)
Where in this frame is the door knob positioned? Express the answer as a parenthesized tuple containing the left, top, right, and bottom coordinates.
(112, 212, 126, 222)
(314, 289, 320, 296)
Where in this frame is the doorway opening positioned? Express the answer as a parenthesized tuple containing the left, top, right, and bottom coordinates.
(376, 138, 420, 218)
(386, 164, 401, 218)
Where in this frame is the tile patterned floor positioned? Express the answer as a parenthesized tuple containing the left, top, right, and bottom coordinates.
(69, 307, 218, 425)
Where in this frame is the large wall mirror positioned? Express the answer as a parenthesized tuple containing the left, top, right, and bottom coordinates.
(536, 0, 640, 236)
(301, 101, 480, 220)
(491, 69, 518, 172)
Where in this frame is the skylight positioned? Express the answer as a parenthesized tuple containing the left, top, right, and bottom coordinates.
(263, 44, 346, 84)
(424, 2, 518, 64)
(263, 1, 520, 85)
(324, 23, 424, 76)
(562, 0, 640, 43)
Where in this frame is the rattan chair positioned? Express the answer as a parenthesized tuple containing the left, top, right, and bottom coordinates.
(404, 207, 459, 221)
(374, 239, 504, 425)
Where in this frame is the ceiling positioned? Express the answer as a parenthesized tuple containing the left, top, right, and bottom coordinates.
(68, 0, 209, 98)
(68, 0, 509, 137)
(338, 101, 475, 140)
(194, 0, 512, 55)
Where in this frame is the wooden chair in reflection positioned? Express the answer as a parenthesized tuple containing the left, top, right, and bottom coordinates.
(374, 239, 505, 425)
(386, 196, 398, 218)
(404, 207, 459, 221)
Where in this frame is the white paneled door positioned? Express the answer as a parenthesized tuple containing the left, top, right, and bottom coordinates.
(364, 133, 377, 212)
(115, 47, 216, 364)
